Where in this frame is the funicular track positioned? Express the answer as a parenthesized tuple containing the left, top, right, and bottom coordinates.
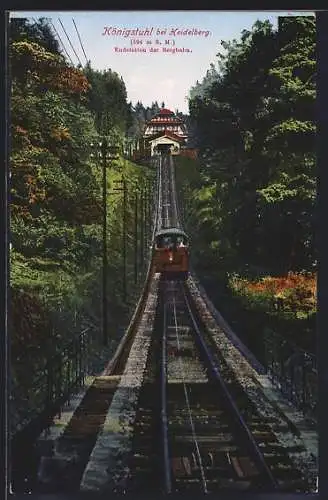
(126, 154, 310, 494)
(25, 154, 312, 494)
(160, 155, 179, 229)
(158, 280, 307, 493)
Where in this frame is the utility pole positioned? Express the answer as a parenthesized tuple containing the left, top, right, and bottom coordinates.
(101, 138, 108, 347)
(144, 182, 149, 252)
(148, 179, 151, 228)
(146, 179, 152, 249)
(90, 138, 119, 346)
(134, 189, 138, 284)
(112, 178, 128, 303)
(140, 184, 144, 274)
(123, 178, 127, 303)
(144, 182, 149, 267)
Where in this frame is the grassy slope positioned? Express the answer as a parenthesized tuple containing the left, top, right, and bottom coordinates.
(10, 157, 154, 431)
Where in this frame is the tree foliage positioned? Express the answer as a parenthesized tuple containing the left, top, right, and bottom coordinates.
(9, 17, 154, 430)
(83, 63, 130, 136)
(187, 16, 316, 275)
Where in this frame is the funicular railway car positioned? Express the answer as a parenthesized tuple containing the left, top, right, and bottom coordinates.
(154, 228, 189, 280)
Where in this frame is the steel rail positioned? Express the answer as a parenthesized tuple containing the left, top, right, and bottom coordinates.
(163, 156, 172, 229)
(171, 286, 208, 493)
(157, 156, 163, 232)
(168, 156, 181, 229)
(171, 155, 184, 229)
(161, 301, 172, 493)
(181, 283, 279, 491)
(169, 156, 178, 228)
(153, 155, 162, 238)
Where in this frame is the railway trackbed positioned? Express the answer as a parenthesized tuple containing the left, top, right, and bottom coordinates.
(126, 280, 310, 494)
(46, 277, 312, 495)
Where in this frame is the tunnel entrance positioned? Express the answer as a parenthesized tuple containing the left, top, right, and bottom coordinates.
(156, 143, 173, 154)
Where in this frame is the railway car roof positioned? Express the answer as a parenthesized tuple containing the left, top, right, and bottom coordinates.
(155, 228, 188, 238)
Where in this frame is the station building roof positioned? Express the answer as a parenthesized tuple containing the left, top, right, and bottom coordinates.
(157, 108, 175, 115)
(146, 108, 183, 124)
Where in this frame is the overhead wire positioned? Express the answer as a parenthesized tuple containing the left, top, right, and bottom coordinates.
(48, 19, 74, 65)
(58, 17, 83, 67)
(31, 16, 91, 70)
(32, 16, 74, 66)
(72, 18, 89, 65)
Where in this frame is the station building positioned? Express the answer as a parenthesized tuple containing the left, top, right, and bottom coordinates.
(143, 108, 188, 156)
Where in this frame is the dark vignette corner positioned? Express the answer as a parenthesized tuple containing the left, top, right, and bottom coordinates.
(316, 9, 328, 500)
(2, 7, 326, 500)
(2, 8, 10, 499)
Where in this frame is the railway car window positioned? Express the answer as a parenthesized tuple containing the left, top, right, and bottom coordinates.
(155, 233, 188, 248)
(155, 235, 172, 248)
(156, 236, 163, 248)
(163, 236, 174, 248)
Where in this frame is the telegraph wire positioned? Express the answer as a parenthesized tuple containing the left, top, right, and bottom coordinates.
(58, 17, 83, 67)
(72, 18, 89, 65)
(49, 20, 74, 66)
(31, 16, 74, 66)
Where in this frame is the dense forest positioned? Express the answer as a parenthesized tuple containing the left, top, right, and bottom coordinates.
(175, 16, 316, 359)
(10, 15, 317, 433)
(9, 18, 155, 432)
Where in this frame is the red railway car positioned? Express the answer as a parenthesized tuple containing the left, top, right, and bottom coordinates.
(154, 228, 189, 280)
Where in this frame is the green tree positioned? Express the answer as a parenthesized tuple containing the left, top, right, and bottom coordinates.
(187, 16, 315, 275)
(10, 17, 60, 54)
(84, 64, 130, 136)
